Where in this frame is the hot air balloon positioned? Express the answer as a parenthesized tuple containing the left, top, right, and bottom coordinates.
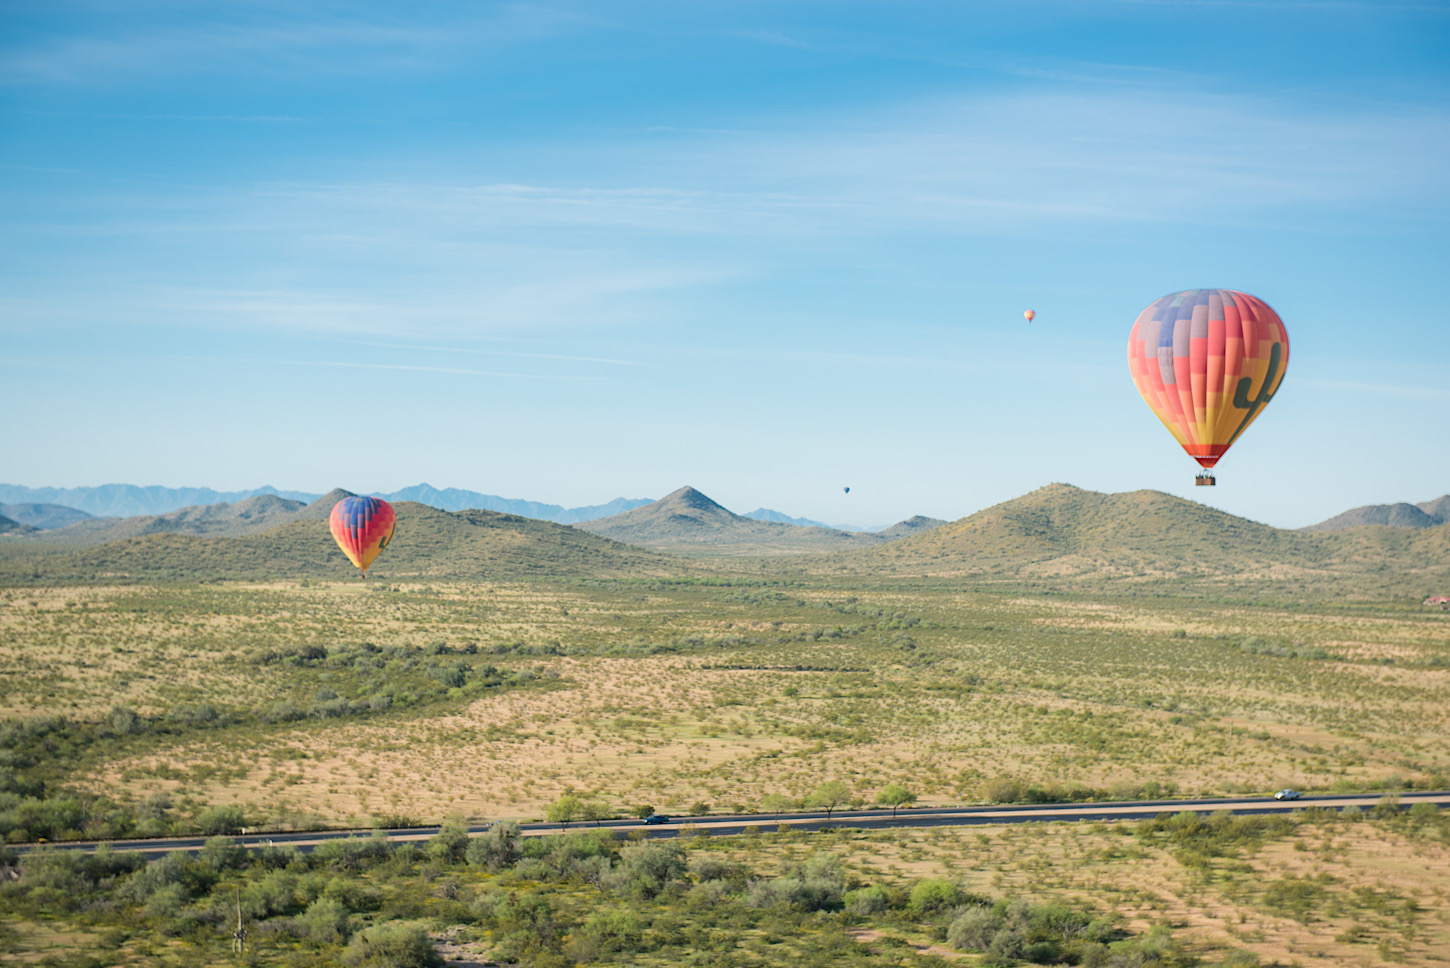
(1127, 289, 1288, 486)
(843, 487, 851, 494)
(1024, 309, 1035, 323)
(329, 496, 396, 575)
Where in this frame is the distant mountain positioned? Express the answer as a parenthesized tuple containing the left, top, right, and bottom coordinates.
(578, 486, 885, 556)
(743, 508, 831, 528)
(0, 482, 651, 525)
(29, 495, 311, 544)
(0, 502, 674, 583)
(876, 515, 947, 539)
(379, 484, 651, 524)
(0, 514, 36, 536)
(0, 484, 321, 518)
(1303, 495, 1449, 531)
(1420, 495, 1450, 521)
(0, 503, 94, 530)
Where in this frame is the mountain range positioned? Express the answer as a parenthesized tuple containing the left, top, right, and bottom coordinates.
(1302, 495, 1450, 531)
(576, 486, 934, 556)
(0, 482, 652, 525)
(0, 482, 1445, 600)
(2, 484, 948, 557)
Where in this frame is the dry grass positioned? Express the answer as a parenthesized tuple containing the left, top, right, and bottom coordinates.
(4, 579, 1448, 831)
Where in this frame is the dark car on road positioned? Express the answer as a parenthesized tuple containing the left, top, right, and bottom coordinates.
(643, 815, 671, 825)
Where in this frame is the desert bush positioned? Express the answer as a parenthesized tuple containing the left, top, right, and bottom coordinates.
(606, 841, 687, 899)
(342, 920, 443, 967)
(193, 805, 246, 836)
(296, 895, 352, 944)
(466, 820, 520, 870)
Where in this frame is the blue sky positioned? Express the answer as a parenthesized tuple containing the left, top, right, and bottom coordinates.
(2, 1, 1447, 529)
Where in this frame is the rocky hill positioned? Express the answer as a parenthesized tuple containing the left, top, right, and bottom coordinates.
(876, 515, 947, 539)
(1304, 495, 1449, 531)
(577, 486, 885, 556)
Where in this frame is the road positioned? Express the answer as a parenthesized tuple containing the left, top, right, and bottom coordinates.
(14, 791, 1446, 859)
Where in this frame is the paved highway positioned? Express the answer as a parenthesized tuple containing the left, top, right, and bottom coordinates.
(14, 791, 1446, 860)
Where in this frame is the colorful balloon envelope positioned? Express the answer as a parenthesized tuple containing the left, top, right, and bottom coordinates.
(1023, 309, 1035, 323)
(329, 496, 396, 574)
(1127, 289, 1289, 476)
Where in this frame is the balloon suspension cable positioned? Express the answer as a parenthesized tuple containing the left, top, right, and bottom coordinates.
(1194, 470, 1216, 487)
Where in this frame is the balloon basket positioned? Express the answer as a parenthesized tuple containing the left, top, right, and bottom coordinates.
(1194, 472, 1216, 487)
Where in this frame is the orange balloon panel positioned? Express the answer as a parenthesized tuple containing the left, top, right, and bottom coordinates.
(329, 497, 396, 573)
(1127, 289, 1289, 469)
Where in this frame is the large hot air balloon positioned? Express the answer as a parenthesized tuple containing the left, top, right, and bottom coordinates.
(329, 496, 396, 575)
(1023, 309, 1035, 323)
(1127, 289, 1288, 486)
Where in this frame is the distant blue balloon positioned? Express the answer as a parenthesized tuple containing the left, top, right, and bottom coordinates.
(843, 487, 850, 494)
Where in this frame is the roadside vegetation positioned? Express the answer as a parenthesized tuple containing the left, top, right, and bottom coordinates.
(5, 804, 1449, 966)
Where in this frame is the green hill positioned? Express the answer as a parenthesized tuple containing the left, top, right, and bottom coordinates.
(0, 501, 679, 584)
(810, 484, 1450, 600)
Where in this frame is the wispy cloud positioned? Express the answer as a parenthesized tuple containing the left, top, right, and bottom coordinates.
(0, 6, 600, 85)
(733, 28, 816, 50)
(280, 360, 595, 380)
(259, 89, 1450, 236)
(1298, 378, 1450, 401)
(20, 110, 307, 122)
(339, 339, 638, 366)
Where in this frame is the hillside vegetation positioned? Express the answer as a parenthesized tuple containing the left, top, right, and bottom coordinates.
(0, 501, 677, 583)
(802, 484, 1450, 601)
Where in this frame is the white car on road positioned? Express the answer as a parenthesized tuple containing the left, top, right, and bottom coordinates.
(1274, 789, 1301, 801)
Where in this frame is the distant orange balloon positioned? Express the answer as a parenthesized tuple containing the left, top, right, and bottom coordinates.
(1023, 309, 1036, 323)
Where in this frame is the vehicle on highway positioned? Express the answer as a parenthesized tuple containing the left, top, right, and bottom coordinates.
(1274, 789, 1301, 801)
(643, 815, 671, 825)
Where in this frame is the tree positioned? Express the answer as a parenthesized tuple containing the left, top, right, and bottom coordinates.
(582, 801, 612, 827)
(806, 781, 851, 820)
(631, 803, 655, 820)
(875, 782, 916, 818)
(546, 794, 583, 829)
(760, 793, 794, 821)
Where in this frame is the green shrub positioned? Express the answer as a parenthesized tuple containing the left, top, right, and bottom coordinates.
(909, 877, 963, 915)
(193, 805, 245, 836)
(466, 820, 520, 870)
(342, 921, 443, 967)
(296, 895, 352, 944)
(844, 884, 891, 915)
